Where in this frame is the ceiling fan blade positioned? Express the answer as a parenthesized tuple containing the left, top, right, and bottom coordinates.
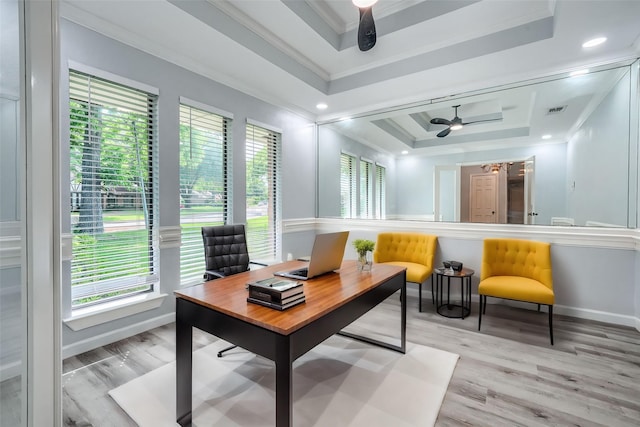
(430, 117, 452, 126)
(437, 128, 451, 138)
(461, 118, 503, 125)
(358, 7, 376, 51)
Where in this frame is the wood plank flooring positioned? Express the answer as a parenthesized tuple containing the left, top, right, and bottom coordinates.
(8, 291, 640, 426)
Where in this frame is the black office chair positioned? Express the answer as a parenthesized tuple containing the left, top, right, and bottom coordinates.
(201, 224, 262, 357)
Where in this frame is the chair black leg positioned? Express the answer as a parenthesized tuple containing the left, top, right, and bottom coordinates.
(217, 344, 238, 357)
(548, 305, 554, 345)
(419, 280, 423, 312)
(537, 304, 541, 312)
(478, 295, 483, 331)
(482, 295, 487, 314)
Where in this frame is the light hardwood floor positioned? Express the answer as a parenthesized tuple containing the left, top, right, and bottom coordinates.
(18, 291, 640, 426)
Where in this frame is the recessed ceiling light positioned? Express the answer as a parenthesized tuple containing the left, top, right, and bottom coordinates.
(570, 69, 589, 77)
(401, 150, 408, 155)
(582, 37, 607, 48)
(316, 103, 328, 110)
(542, 134, 552, 140)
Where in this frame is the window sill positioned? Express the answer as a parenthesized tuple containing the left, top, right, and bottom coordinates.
(63, 293, 168, 331)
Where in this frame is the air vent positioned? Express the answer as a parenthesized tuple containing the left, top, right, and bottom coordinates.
(547, 105, 567, 114)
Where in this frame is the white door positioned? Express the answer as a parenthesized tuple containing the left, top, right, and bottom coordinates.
(524, 156, 536, 224)
(470, 173, 498, 223)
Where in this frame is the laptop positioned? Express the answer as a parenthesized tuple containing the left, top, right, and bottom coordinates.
(275, 231, 349, 280)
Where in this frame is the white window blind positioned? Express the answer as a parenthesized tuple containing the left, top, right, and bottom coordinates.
(179, 103, 231, 285)
(245, 122, 281, 261)
(360, 159, 373, 218)
(340, 153, 356, 218)
(376, 164, 386, 219)
(69, 70, 158, 307)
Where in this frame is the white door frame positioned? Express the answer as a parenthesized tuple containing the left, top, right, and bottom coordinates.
(24, 1, 60, 425)
(434, 164, 461, 222)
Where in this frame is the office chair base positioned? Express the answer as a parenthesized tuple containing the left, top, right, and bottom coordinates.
(217, 344, 238, 358)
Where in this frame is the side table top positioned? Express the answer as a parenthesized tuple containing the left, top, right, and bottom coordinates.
(434, 267, 475, 277)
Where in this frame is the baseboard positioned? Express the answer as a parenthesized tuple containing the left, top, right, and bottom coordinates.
(406, 286, 639, 330)
(62, 312, 175, 359)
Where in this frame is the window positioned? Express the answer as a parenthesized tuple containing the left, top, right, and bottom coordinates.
(376, 164, 386, 218)
(360, 159, 373, 218)
(340, 153, 357, 218)
(179, 103, 231, 285)
(69, 70, 158, 307)
(245, 122, 281, 261)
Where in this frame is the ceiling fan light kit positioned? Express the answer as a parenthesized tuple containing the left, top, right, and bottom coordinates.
(352, 0, 378, 7)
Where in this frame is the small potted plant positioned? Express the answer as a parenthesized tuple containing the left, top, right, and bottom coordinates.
(353, 239, 375, 271)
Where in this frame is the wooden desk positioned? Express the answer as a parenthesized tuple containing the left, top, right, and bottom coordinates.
(175, 260, 406, 427)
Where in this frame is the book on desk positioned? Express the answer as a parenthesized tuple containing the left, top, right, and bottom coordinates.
(247, 277, 305, 310)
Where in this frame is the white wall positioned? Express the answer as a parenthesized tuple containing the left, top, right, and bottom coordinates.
(566, 73, 631, 227)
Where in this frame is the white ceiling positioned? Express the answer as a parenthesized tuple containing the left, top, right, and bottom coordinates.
(60, 0, 640, 122)
(58, 0, 640, 157)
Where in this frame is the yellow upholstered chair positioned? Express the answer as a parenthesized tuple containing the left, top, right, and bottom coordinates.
(373, 232, 438, 311)
(478, 238, 555, 344)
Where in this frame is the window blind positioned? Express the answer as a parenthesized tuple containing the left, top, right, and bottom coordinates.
(245, 122, 281, 261)
(179, 103, 231, 285)
(69, 70, 158, 307)
(340, 153, 356, 218)
(360, 159, 373, 218)
(376, 164, 386, 219)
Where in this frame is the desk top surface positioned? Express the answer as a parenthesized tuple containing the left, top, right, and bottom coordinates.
(175, 260, 405, 335)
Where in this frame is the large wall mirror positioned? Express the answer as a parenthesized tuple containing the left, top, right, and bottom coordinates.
(318, 60, 639, 228)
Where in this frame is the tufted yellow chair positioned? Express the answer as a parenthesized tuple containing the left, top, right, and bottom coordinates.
(478, 238, 555, 344)
(373, 232, 438, 311)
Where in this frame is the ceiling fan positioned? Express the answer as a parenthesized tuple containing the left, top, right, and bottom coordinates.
(353, 0, 377, 51)
(430, 105, 501, 138)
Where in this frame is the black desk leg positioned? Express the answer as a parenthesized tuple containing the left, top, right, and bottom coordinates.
(275, 336, 293, 427)
(176, 299, 193, 426)
(400, 275, 407, 353)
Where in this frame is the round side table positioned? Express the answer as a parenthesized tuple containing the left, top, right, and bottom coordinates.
(434, 267, 474, 319)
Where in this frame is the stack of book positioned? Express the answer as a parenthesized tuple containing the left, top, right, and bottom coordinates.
(246, 277, 305, 310)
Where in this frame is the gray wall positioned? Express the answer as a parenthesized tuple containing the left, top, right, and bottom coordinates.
(59, 20, 316, 349)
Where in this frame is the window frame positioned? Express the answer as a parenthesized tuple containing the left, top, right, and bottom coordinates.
(178, 99, 233, 286)
(245, 120, 282, 262)
(67, 67, 159, 309)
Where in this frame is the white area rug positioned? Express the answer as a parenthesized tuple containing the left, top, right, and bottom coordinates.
(109, 335, 459, 427)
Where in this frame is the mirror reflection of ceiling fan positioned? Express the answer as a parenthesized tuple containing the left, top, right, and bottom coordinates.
(353, 0, 377, 51)
(430, 105, 502, 138)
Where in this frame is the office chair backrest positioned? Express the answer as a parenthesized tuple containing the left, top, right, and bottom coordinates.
(481, 238, 553, 290)
(202, 224, 250, 278)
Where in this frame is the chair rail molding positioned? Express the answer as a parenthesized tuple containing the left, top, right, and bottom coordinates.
(0, 221, 21, 268)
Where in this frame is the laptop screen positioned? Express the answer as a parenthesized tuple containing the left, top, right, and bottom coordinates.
(276, 231, 349, 280)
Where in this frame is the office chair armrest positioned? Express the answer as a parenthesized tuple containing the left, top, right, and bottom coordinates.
(249, 261, 268, 268)
(204, 270, 225, 281)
